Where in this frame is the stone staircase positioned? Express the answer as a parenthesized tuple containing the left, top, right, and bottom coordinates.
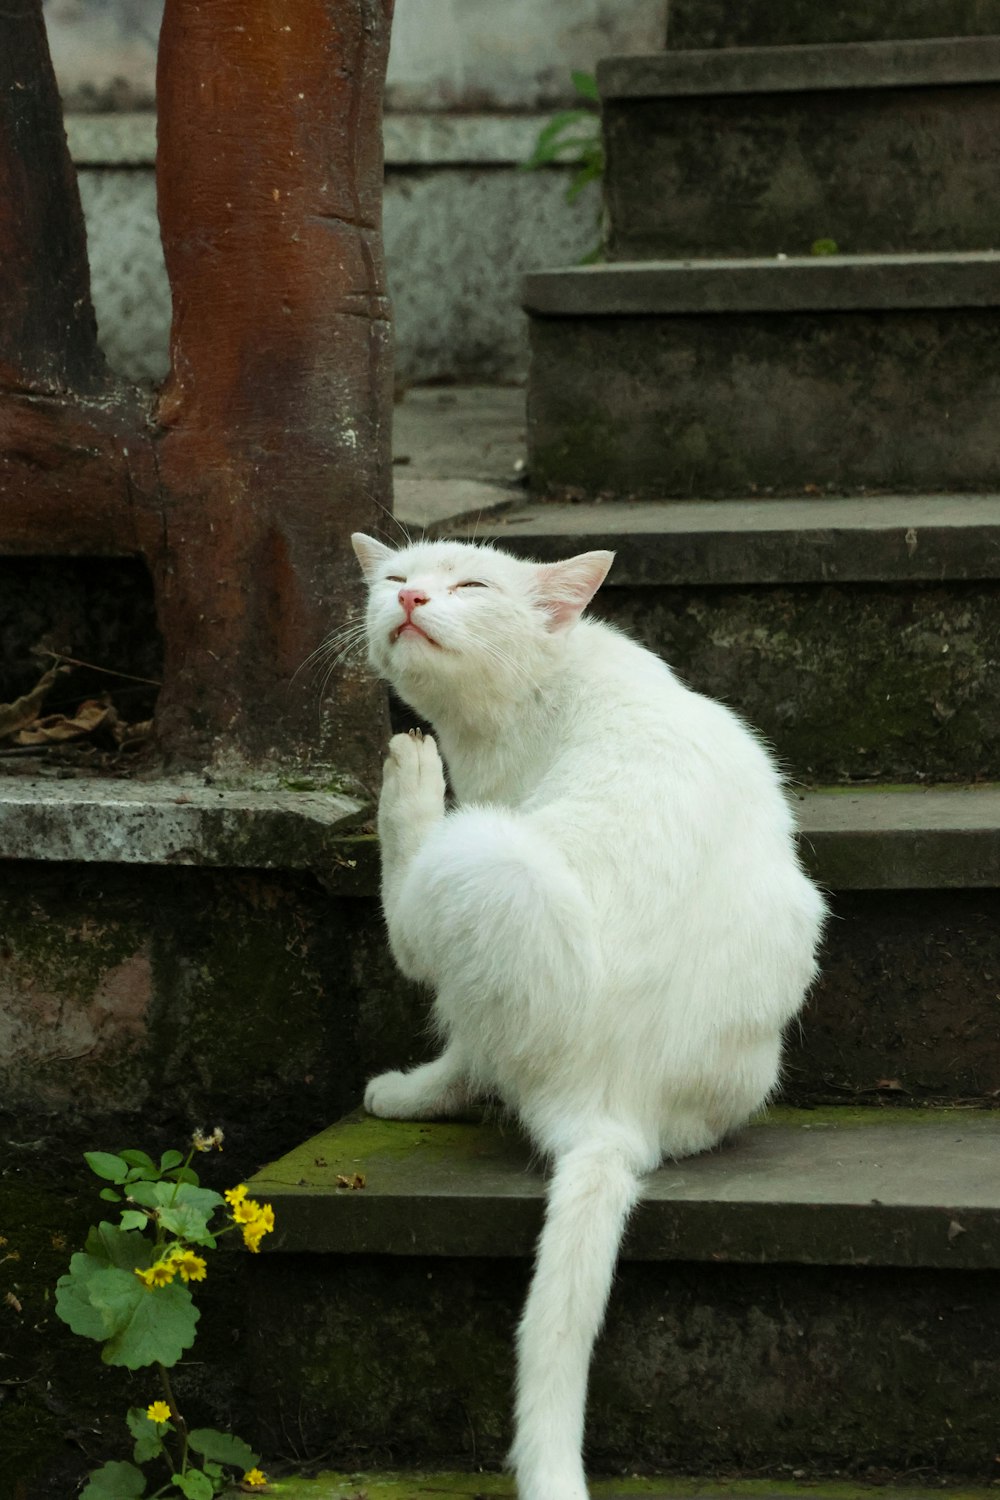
(242, 6, 1000, 1487)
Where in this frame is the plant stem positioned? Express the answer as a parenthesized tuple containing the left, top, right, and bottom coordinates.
(158, 1361, 191, 1475)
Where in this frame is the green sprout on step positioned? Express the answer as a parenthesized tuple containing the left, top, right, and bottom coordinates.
(55, 1129, 273, 1498)
(523, 70, 605, 263)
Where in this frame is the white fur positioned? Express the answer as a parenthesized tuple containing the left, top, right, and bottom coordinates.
(351, 531, 825, 1500)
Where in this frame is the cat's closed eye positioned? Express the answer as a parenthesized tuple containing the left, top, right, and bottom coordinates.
(455, 580, 487, 589)
(385, 575, 406, 583)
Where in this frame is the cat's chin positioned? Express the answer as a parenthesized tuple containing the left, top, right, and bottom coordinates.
(391, 621, 441, 648)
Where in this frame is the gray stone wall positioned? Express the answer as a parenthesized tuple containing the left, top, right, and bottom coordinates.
(46, 0, 668, 383)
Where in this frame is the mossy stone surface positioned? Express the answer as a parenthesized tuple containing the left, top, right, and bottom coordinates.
(594, 582, 1000, 783)
(267, 1477, 1000, 1499)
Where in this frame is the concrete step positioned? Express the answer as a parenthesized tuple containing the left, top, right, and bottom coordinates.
(600, 39, 1000, 260)
(249, 1480, 1000, 1500)
(455, 500, 1000, 784)
(668, 0, 1000, 49)
(242, 1109, 1000, 1474)
(524, 255, 1000, 499)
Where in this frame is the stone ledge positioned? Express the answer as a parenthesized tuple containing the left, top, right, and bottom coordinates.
(796, 786, 1000, 889)
(599, 35, 1000, 100)
(251, 1474, 1000, 1499)
(455, 496, 1000, 584)
(1, 782, 998, 892)
(0, 777, 376, 891)
(64, 111, 560, 169)
(524, 253, 1000, 317)
(249, 1107, 1000, 1268)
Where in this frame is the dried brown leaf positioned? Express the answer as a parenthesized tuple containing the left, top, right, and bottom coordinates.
(335, 1173, 366, 1191)
(0, 664, 70, 740)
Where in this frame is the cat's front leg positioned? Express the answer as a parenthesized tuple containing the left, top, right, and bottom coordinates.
(365, 1044, 473, 1121)
(378, 729, 446, 925)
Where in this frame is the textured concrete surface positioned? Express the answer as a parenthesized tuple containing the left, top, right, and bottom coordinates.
(45, 0, 667, 112)
(599, 583, 1000, 783)
(393, 386, 525, 528)
(527, 298, 1000, 499)
(524, 254, 1000, 316)
(245, 1236, 1000, 1472)
(68, 115, 596, 385)
(251, 1108, 1000, 1267)
(668, 0, 1000, 48)
(463, 497, 1000, 584)
(0, 776, 366, 874)
(600, 37, 1000, 98)
(604, 84, 1000, 260)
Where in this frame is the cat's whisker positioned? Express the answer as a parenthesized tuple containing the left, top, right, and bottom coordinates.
(375, 501, 413, 549)
(292, 619, 370, 689)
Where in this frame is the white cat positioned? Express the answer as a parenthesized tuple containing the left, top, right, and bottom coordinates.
(351, 532, 825, 1500)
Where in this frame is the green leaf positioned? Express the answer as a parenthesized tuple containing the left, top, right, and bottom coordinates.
(80, 1460, 147, 1499)
(127, 1406, 168, 1464)
(120, 1210, 150, 1234)
(101, 1189, 122, 1203)
(572, 69, 599, 101)
(119, 1150, 157, 1171)
(56, 1260, 112, 1342)
(523, 109, 594, 168)
(811, 236, 840, 256)
(160, 1150, 185, 1171)
(92, 1272, 200, 1369)
(86, 1222, 154, 1272)
(125, 1181, 161, 1209)
(173, 1470, 214, 1500)
(187, 1429, 258, 1471)
(86, 1152, 129, 1184)
(153, 1182, 224, 1236)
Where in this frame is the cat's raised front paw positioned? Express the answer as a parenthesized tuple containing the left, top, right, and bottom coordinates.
(380, 729, 446, 828)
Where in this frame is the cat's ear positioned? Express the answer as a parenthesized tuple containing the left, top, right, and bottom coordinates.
(351, 533, 395, 582)
(534, 550, 615, 631)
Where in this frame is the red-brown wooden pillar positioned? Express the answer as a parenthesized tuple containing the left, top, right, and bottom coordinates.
(153, 0, 394, 784)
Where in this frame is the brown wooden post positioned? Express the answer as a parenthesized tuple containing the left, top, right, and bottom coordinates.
(152, 0, 393, 782)
(0, 0, 394, 791)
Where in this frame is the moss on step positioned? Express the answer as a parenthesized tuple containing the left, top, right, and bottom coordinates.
(266, 1479, 1000, 1500)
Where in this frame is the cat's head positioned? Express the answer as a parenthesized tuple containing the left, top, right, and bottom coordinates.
(351, 533, 613, 717)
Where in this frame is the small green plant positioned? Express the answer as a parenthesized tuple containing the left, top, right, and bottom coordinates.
(810, 237, 840, 256)
(524, 70, 605, 262)
(55, 1129, 274, 1498)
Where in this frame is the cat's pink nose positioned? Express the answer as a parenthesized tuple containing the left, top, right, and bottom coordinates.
(398, 587, 429, 615)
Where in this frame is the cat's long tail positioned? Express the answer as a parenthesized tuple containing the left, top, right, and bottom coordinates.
(510, 1124, 650, 1500)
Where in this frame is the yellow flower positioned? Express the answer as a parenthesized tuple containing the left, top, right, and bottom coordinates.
(134, 1259, 176, 1290)
(241, 1203, 275, 1254)
(242, 1470, 267, 1488)
(168, 1249, 207, 1283)
(146, 1400, 172, 1424)
(224, 1184, 248, 1208)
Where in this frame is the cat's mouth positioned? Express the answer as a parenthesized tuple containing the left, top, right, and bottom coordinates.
(391, 620, 440, 648)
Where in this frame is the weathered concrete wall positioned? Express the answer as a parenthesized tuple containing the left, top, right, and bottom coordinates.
(44, 0, 668, 111)
(595, 581, 1000, 785)
(245, 1251, 1000, 1473)
(46, 0, 668, 382)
